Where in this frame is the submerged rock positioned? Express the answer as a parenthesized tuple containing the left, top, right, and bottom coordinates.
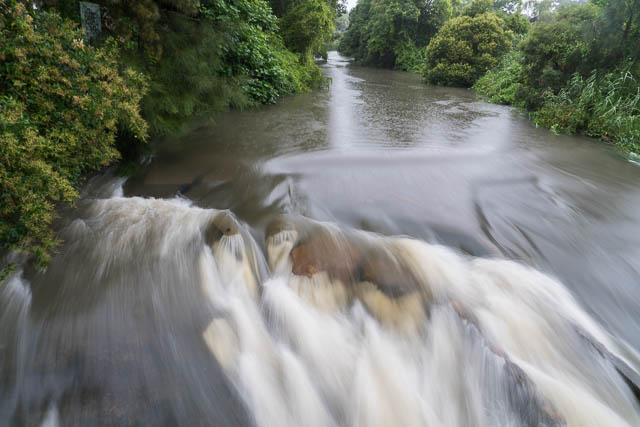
(358, 246, 419, 298)
(204, 211, 260, 296)
(356, 281, 426, 333)
(290, 235, 361, 282)
(205, 211, 241, 246)
(265, 216, 432, 330)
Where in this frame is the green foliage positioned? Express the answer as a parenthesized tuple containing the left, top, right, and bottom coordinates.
(280, 0, 335, 57)
(89, 0, 201, 61)
(395, 39, 426, 72)
(525, 0, 567, 22)
(493, 0, 523, 14)
(477, 1, 640, 152)
(339, 0, 453, 69)
(85, 0, 325, 135)
(267, 0, 346, 18)
(328, 13, 350, 50)
(424, 12, 513, 86)
(427, 0, 455, 29)
(338, 0, 526, 71)
(338, 0, 373, 61)
(476, 4, 604, 112)
(1, 0, 329, 266)
(534, 71, 640, 152)
(47, 0, 328, 136)
(208, 0, 328, 102)
(593, 0, 640, 70)
(498, 11, 530, 36)
(0, 262, 16, 284)
(474, 49, 524, 106)
(518, 4, 600, 108)
(463, 0, 492, 17)
(140, 0, 323, 135)
(335, 12, 350, 33)
(366, 0, 421, 66)
(0, 2, 148, 266)
(134, 12, 247, 135)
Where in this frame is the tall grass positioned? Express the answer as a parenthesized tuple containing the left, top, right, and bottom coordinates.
(534, 70, 640, 152)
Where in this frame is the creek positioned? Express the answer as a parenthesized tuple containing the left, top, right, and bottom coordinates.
(2, 52, 640, 426)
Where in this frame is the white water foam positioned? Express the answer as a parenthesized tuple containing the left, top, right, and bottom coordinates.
(201, 218, 640, 427)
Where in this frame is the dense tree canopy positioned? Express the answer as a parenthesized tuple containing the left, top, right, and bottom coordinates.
(280, 0, 336, 57)
(338, 0, 525, 71)
(338, 0, 454, 70)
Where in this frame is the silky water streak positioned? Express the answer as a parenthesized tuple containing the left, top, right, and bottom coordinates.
(202, 213, 640, 427)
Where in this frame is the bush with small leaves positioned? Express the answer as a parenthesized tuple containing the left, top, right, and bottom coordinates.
(424, 12, 513, 87)
(0, 3, 148, 266)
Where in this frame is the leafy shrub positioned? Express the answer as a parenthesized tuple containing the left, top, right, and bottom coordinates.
(474, 50, 524, 106)
(517, 4, 600, 109)
(424, 12, 513, 86)
(0, 3, 148, 266)
(534, 71, 640, 152)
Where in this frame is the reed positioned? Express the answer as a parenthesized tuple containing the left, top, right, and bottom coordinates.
(534, 70, 640, 153)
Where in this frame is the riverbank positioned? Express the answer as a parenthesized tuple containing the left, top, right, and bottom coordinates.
(335, 0, 639, 154)
(0, 1, 335, 268)
(475, 56, 640, 155)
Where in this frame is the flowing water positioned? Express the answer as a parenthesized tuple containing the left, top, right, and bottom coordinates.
(2, 52, 640, 426)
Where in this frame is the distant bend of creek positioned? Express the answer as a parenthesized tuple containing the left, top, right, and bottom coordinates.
(2, 52, 640, 426)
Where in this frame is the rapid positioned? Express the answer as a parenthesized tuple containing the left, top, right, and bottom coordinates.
(1, 52, 640, 426)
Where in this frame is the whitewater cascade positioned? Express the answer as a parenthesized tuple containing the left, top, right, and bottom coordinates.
(1, 189, 639, 427)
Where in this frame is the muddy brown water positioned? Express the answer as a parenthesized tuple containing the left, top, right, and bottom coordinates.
(2, 52, 640, 426)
